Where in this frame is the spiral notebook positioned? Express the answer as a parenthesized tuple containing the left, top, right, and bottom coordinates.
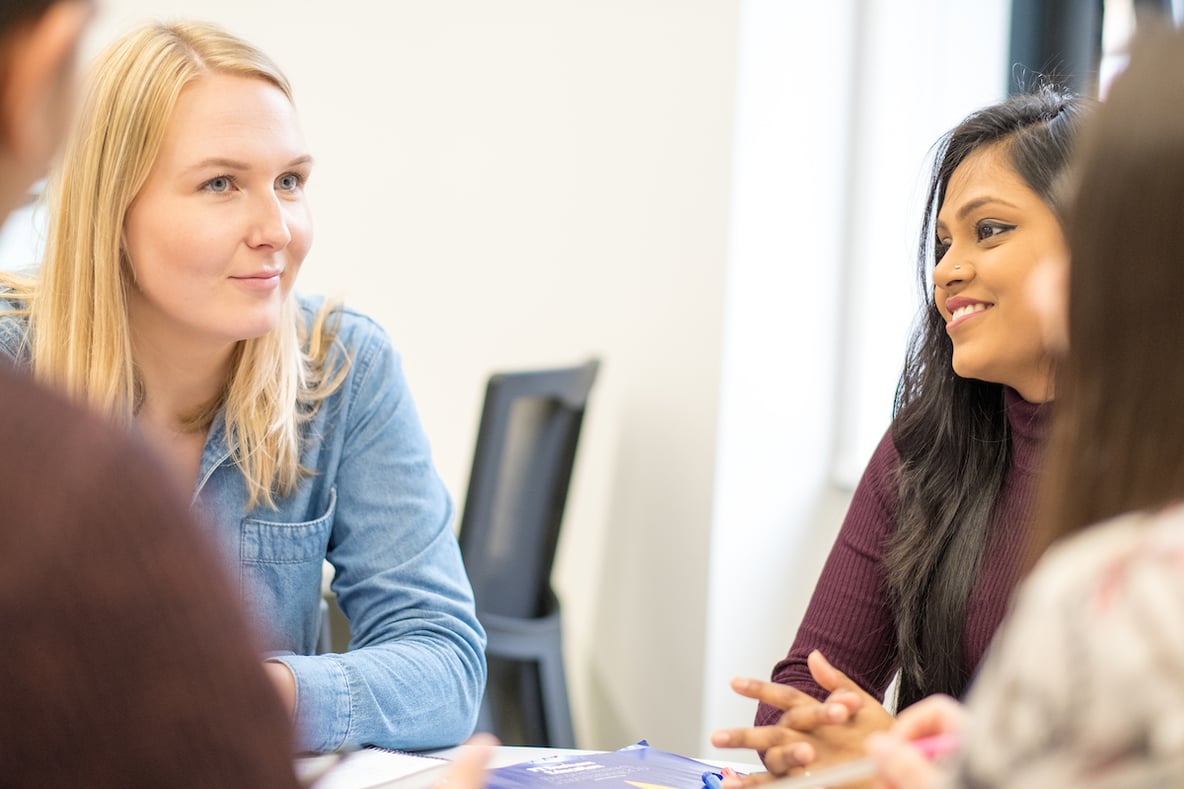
(295, 746, 450, 789)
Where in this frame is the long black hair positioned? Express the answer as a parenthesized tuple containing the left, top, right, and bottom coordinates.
(886, 84, 1089, 709)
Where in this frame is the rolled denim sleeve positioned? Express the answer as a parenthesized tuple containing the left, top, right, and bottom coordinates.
(274, 318, 486, 752)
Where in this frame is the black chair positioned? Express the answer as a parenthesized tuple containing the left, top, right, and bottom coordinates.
(458, 358, 600, 748)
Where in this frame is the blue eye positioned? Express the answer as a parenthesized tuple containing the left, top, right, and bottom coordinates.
(277, 173, 304, 191)
(203, 176, 232, 193)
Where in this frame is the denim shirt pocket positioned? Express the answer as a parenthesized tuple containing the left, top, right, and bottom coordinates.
(240, 487, 337, 653)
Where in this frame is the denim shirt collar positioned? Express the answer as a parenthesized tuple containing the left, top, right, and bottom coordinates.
(193, 406, 231, 504)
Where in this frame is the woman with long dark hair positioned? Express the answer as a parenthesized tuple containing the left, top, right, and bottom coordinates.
(871, 24, 1184, 789)
(712, 86, 1090, 774)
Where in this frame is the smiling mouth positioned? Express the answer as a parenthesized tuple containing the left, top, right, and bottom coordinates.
(230, 272, 284, 292)
(950, 303, 990, 321)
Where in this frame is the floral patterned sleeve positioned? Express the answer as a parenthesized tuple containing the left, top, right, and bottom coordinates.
(953, 506, 1184, 789)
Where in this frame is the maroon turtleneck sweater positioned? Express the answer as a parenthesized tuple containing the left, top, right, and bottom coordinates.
(756, 388, 1048, 725)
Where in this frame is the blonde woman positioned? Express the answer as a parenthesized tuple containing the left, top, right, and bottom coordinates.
(0, 20, 486, 753)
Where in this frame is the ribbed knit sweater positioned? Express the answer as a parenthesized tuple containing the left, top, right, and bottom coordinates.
(756, 387, 1048, 725)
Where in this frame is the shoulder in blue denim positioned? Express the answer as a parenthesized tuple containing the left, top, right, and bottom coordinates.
(296, 292, 397, 386)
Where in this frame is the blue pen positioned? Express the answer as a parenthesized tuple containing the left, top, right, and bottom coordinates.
(702, 771, 724, 789)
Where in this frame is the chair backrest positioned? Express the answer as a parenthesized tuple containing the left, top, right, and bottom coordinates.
(458, 359, 600, 619)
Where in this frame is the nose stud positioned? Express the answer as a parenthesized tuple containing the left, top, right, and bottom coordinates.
(954, 265, 961, 270)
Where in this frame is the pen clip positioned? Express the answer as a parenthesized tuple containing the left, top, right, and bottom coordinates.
(701, 771, 725, 789)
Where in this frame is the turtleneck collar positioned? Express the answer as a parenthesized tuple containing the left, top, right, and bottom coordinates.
(1004, 386, 1049, 474)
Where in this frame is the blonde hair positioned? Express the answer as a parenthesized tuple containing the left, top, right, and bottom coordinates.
(1, 20, 345, 508)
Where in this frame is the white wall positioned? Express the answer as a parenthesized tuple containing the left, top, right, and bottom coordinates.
(64, 0, 1009, 760)
(703, 0, 858, 761)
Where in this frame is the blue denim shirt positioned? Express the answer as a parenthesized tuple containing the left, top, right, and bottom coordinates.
(0, 294, 486, 752)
